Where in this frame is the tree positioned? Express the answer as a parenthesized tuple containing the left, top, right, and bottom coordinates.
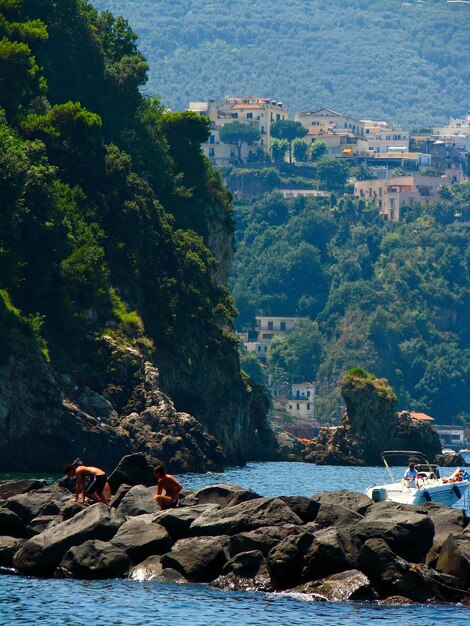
(292, 137, 309, 163)
(268, 320, 323, 383)
(219, 121, 260, 163)
(270, 137, 288, 163)
(270, 120, 307, 163)
(316, 157, 349, 189)
(309, 140, 327, 162)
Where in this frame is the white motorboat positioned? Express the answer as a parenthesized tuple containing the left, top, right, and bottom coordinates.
(366, 450, 470, 507)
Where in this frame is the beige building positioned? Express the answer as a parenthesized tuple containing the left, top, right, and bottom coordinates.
(354, 175, 447, 221)
(432, 112, 470, 152)
(358, 120, 409, 154)
(295, 108, 365, 137)
(238, 316, 308, 360)
(188, 96, 288, 165)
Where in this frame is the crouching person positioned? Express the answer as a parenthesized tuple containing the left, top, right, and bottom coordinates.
(153, 465, 182, 509)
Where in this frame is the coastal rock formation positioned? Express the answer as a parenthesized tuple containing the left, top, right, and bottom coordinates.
(303, 370, 442, 466)
(1, 478, 469, 605)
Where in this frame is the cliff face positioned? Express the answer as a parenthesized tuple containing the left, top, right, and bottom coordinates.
(303, 371, 441, 466)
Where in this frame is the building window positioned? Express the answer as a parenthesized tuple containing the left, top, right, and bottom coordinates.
(247, 112, 253, 119)
(276, 114, 281, 121)
(232, 113, 238, 119)
(208, 148, 215, 157)
(307, 391, 310, 397)
(280, 321, 286, 331)
(209, 135, 215, 144)
(296, 403, 300, 410)
(257, 346, 261, 352)
(268, 321, 273, 330)
(307, 403, 311, 410)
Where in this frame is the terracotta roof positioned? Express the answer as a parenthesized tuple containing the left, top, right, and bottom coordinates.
(410, 412, 435, 421)
(231, 104, 262, 109)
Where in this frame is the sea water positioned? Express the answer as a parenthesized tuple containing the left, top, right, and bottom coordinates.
(1, 460, 469, 626)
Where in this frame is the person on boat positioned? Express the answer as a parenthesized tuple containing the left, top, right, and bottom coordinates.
(64, 463, 110, 506)
(403, 462, 418, 488)
(153, 465, 183, 509)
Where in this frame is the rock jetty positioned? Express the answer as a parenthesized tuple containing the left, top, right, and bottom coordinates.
(1, 473, 469, 604)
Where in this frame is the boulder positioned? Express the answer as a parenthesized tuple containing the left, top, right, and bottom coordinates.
(358, 538, 462, 602)
(153, 504, 220, 541)
(116, 485, 158, 517)
(56, 539, 132, 579)
(435, 451, 468, 467)
(161, 535, 230, 582)
(311, 490, 373, 515)
(313, 503, 363, 530)
(189, 497, 302, 537)
(13, 503, 123, 576)
(0, 536, 24, 567)
(278, 496, 320, 523)
(109, 484, 132, 509)
(229, 525, 301, 558)
(436, 532, 470, 589)
(301, 527, 354, 583)
(349, 501, 434, 563)
(62, 502, 87, 521)
(108, 453, 155, 492)
(4, 485, 71, 524)
(422, 503, 466, 566)
(267, 529, 316, 589)
(28, 515, 60, 535)
(0, 507, 27, 537)
(111, 515, 173, 563)
(221, 549, 268, 579)
(182, 484, 260, 509)
(0, 479, 48, 500)
(129, 555, 164, 581)
(294, 569, 376, 601)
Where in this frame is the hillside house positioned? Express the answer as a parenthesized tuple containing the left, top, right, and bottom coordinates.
(238, 316, 308, 360)
(354, 175, 447, 221)
(188, 96, 288, 165)
(357, 120, 409, 154)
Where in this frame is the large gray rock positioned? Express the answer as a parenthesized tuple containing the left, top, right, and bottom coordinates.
(108, 453, 155, 492)
(0, 507, 27, 538)
(154, 504, 220, 540)
(423, 503, 467, 566)
(129, 555, 164, 581)
(109, 484, 132, 509)
(13, 503, 123, 576)
(161, 535, 230, 582)
(294, 569, 376, 602)
(111, 515, 172, 563)
(221, 549, 269, 579)
(358, 538, 462, 602)
(278, 496, 320, 523)
(27, 515, 60, 536)
(435, 532, 470, 589)
(301, 527, 355, 583)
(189, 497, 302, 536)
(0, 479, 48, 500)
(4, 485, 71, 524)
(56, 539, 132, 579)
(229, 525, 301, 558)
(311, 491, 373, 515)
(182, 484, 261, 508)
(267, 529, 315, 589)
(314, 503, 363, 530)
(62, 502, 87, 521)
(0, 536, 24, 567)
(117, 485, 158, 517)
(349, 502, 434, 563)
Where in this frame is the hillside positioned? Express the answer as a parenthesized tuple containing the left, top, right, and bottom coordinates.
(230, 186, 470, 425)
(0, 0, 277, 471)
(92, 0, 470, 128)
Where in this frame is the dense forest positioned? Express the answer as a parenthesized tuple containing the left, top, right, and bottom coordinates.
(93, 0, 470, 129)
(0, 0, 274, 467)
(230, 186, 470, 425)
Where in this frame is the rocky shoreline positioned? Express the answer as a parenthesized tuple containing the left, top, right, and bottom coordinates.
(1, 467, 469, 605)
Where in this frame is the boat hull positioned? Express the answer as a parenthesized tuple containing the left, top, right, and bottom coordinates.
(366, 480, 470, 506)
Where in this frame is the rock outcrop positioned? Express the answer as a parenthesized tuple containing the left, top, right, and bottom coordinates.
(303, 370, 442, 466)
(2, 478, 469, 605)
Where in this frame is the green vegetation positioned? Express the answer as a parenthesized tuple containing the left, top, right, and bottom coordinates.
(230, 186, 470, 423)
(0, 1, 243, 424)
(219, 121, 260, 163)
(93, 0, 470, 128)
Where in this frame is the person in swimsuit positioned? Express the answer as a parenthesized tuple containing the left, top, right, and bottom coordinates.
(64, 464, 110, 506)
(153, 465, 182, 509)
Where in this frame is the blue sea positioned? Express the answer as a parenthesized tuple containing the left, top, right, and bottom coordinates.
(1, 459, 469, 626)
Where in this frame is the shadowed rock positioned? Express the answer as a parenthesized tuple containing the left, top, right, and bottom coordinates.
(311, 490, 373, 515)
(278, 496, 320, 523)
(423, 503, 466, 567)
(56, 539, 131, 579)
(161, 535, 230, 582)
(4, 485, 70, 524)
(436, 532, 470, 589)
(0, 508, 27, 538)
(182, 484, 261, 508)
(189, 497, 302, 536)
(229, 525, 301, 558)
(153, 504, 220, 540)
(117, 485, 158, 517)
(0, 480, 48, 500)
(221, 549, 269, 580)
(108, 453, 155, 492)
(0, 536, 24, 567)
(111, 515, 173, 563)
(313, 503, 363, 530)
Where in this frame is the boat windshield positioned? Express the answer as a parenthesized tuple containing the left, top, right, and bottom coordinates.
(380, 450, 431, 483)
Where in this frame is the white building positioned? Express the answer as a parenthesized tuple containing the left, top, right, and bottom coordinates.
(358, 120, 409, 154)
(189, 96, 288, 165)
(286, 382, 316, 419)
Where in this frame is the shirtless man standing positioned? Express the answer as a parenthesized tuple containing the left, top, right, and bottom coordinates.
(153, 465, 182, 509)
(64, 463, 110, 506)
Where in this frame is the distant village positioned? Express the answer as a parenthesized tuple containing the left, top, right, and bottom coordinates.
(189, 97, 470, 448)
(188, 97, 470, 222)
